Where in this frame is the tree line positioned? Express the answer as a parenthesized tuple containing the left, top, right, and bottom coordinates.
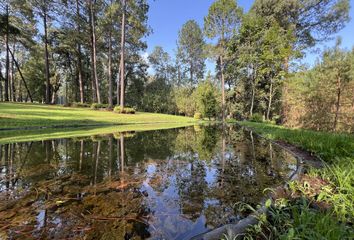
(0, 0, 149, 110)
(0, 0, 352, 130)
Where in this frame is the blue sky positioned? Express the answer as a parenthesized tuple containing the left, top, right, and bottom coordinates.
(144, 0, 354, 70)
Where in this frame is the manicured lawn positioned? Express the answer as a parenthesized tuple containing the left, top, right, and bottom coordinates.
(0, 102, 197, 130)
(238, 121, 353, 239)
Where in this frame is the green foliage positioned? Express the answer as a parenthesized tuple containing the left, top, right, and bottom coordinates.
(251, 0, 350, 50)
(204, 0, 243, 42)
(194, 112, 202, 120)
(21, 50, 46, 102)
(249, 113, 263, 123)
(143, 78, 176, 114)
(227, 12, 295, 120)
(283, 41, 354, 132)
(173, 87, 197, 117)
(113, 106, 136, 114)
(90, 103, 109, 110)
(243, 198, 352, 240)
(196, 82, 218, 120)
(70, 102, 90, 108)
(177, 20, 206, 84)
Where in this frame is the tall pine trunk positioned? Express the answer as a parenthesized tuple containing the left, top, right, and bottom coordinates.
(11, 44, 16, 102)
(4, 4, 10, 102)
(119, 0, 126, 110)
(88, 0, 97, 103)
(76, 0, 84, 103)
(108, 0, 113, 109)
(43, 5, 51, 104)
(89, 0, 101, 104)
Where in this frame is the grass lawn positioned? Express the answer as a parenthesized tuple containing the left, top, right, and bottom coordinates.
(0, 102, 197, 130)
(238, 121, 354, 239)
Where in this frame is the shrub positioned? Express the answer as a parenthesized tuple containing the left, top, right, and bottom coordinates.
(194, 112, 202, 120)
(91, 103, 108, 110)
(114, 106, 136, 114)
(71, 102, 90, 108)
(249, 113, 263, 122)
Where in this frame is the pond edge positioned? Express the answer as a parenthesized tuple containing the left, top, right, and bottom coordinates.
(190, 124, 324, 240)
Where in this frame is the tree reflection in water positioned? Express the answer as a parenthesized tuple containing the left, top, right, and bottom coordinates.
(0, 125, 297, 239)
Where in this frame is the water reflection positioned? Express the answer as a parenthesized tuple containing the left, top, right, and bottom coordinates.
(0, 125, 297, 239)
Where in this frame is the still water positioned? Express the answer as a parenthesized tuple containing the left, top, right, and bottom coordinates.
(0, 125, 298, 239)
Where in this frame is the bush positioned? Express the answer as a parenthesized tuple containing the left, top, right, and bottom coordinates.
(91, 103, 108, 110)
(114, 106, 136, 114)
(70, 102, 90, 108)
(194, 112, 202, 120)
(249, 113, 263, 122)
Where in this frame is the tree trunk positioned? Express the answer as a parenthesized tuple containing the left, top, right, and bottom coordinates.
(9, 50, 13, 101)
(76, 0, 84, 103)
(0, 64, 3, 101)
(4, 4, 10, 102)
(266, 78, 273, 120)
(119, 0, 126, 110)
(117, 65, 120, 105)
(43, 7, 51, 104)
(108, 0, 113, 109)
(11, 44, 16, 102)
(333, 76, 342, 132)
(220, 55, 225, 122)
(90, 0, 101, 104)
(108, 33, 113, 108)
(88, 0, 97, 103)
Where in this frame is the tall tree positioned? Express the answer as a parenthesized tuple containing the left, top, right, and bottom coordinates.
(177, 20, 205, 86)
(43, 1, 51, 103)
(204, 0, 243, 121)
(107, 0, 113, 109)
(4, 4, 10, 102)
(119, 0, 126, 110)
(76, 0, 84, 103)
(88, 0, 101, 103)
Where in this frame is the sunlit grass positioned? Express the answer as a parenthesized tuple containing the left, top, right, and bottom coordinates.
(0, 102, 197, 129)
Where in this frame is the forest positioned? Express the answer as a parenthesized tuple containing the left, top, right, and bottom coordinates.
(0, 0, 352, 132)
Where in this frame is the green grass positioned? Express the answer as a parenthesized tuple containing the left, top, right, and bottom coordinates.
(0, 102, 197, 130)
(238, 121, 354, 239)
(238, 121, 354, 162)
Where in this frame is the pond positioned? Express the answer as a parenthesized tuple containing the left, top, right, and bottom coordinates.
(0, 124, 298, 239)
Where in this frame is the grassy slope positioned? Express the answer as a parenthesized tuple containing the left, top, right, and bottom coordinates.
(238, 121, 354, 162)
(0, 102, 197, 129)
(238, 121, 353, 239)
